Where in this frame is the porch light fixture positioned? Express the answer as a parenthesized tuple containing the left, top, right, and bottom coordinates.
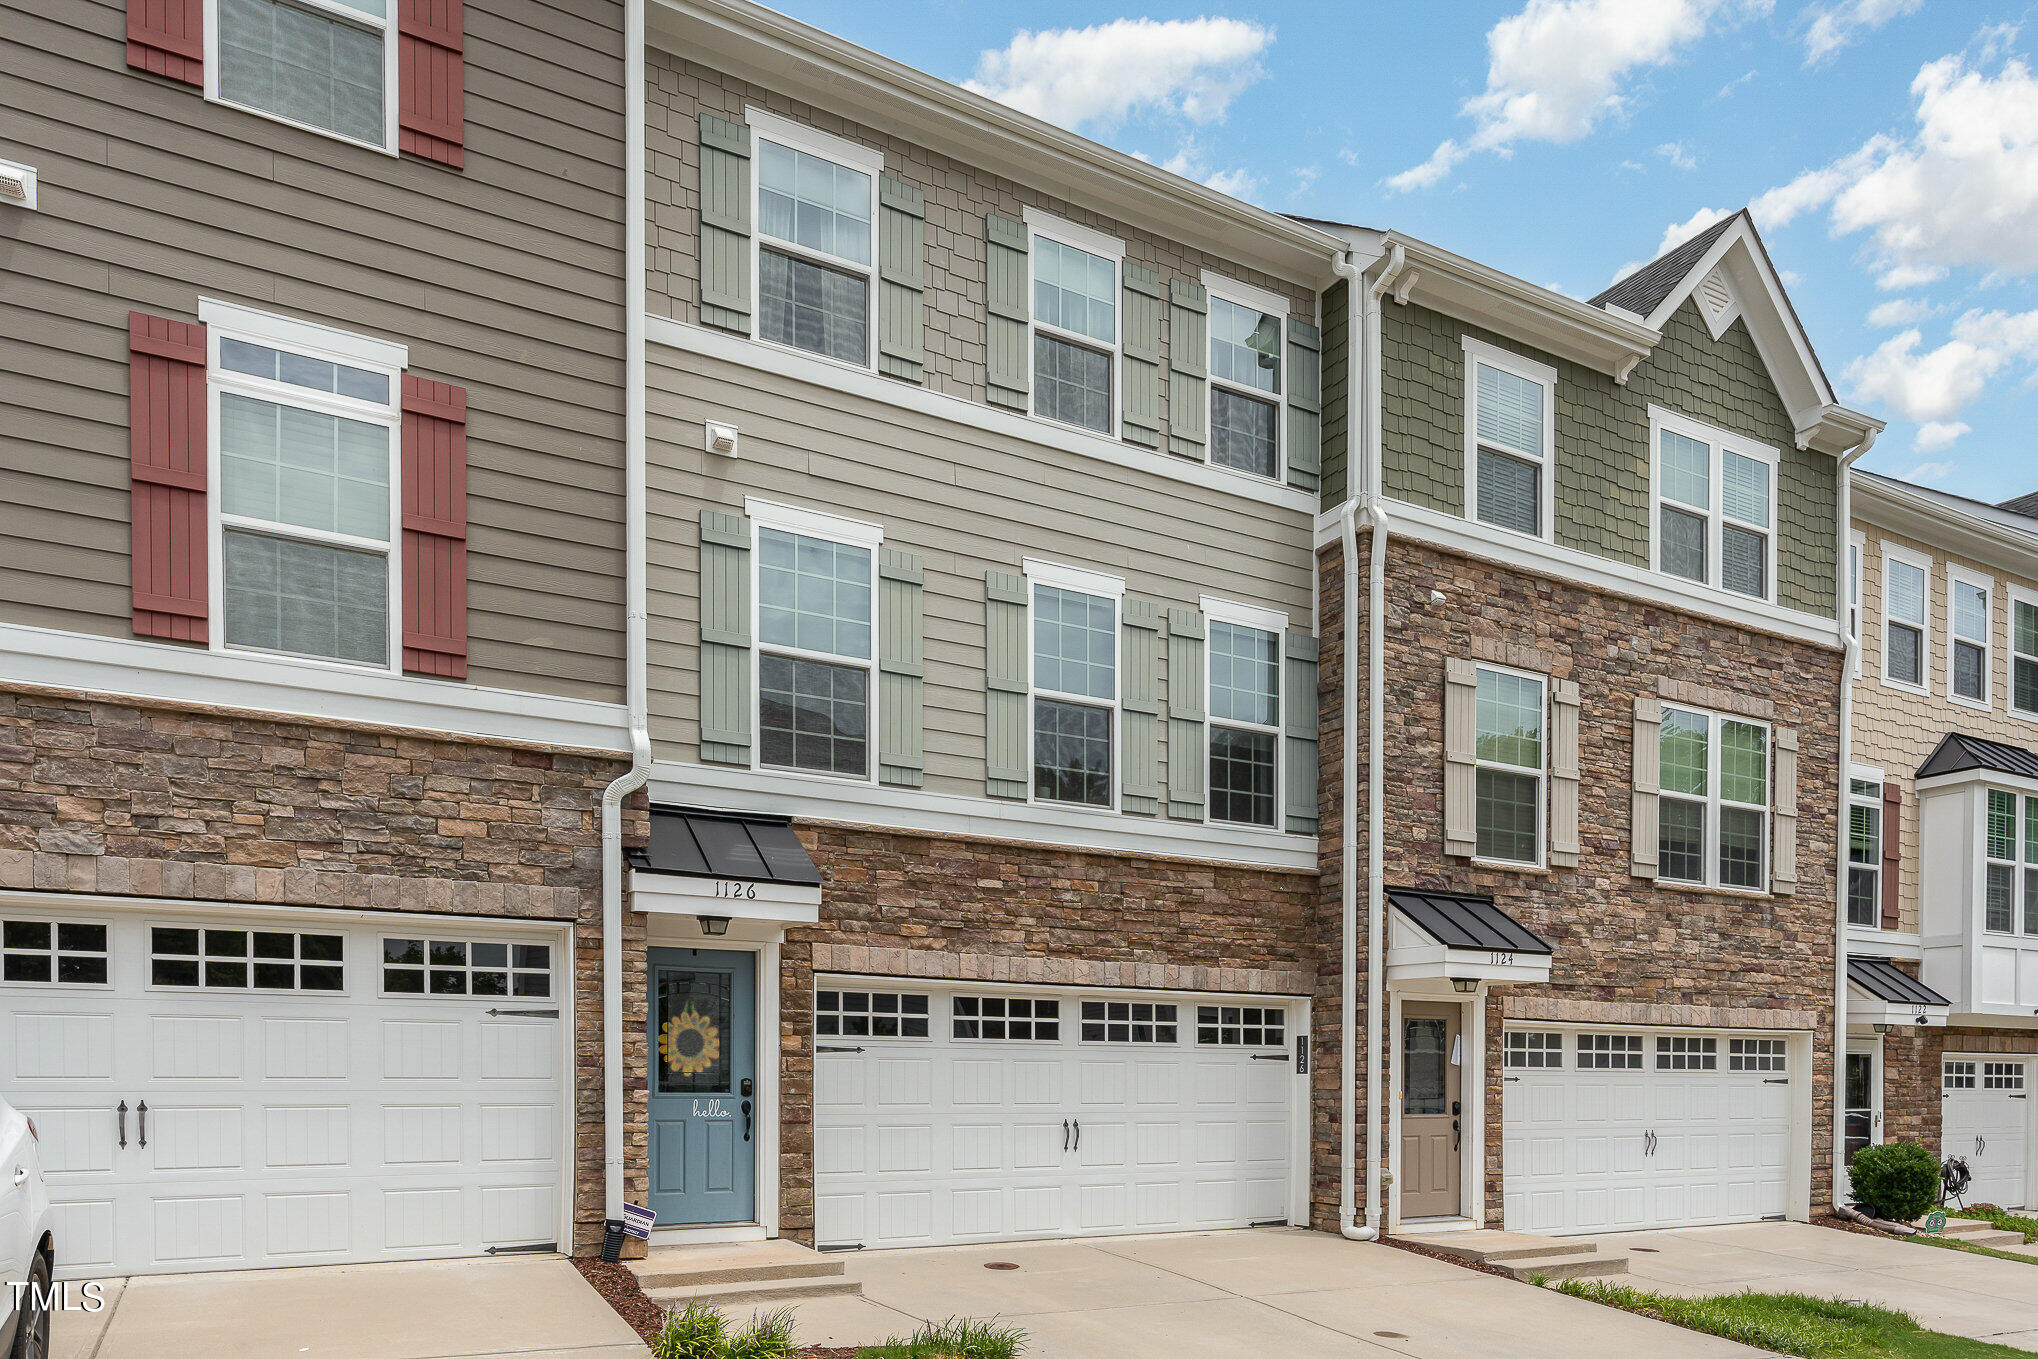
(698, 915, 731, 937)
(1451, 977, 1477, 994)
(1873, 1023, 1894, 1035)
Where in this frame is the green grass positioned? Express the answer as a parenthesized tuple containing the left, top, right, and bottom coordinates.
(855, 1317, 1026, 1359)
(651, 1302, 799, 1359)
(1954, 1204, 2038, 1243)
(1909, 1232, 2038, 1267)
(1553, 1281, 2033, 1358)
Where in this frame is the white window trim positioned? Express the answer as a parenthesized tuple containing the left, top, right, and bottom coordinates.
(1463, 337, 1557, 544)
(1848, 529, 1867, 679)
(1946, 564, 1995, 711)
(1024, 557, 1124, 814)
(1024, 209, 1124, 441)
(203, 303, 405, 676)
(1982, 787, 2038, 938)
(1648, 405, 1780, 604)
(1659, 702, 1772, 893)
(2011, 583, 2038, 722)
(1471, 660, 1548, 870)
(744, 106, 883, 373)
(1879, 541, 1933, 696)
(1846, 764, 1884, 932)
(1201, 595, 1288, 832)
(202, 0, 400, 156)
(1203, 273, 1290, 486)
(746, 499, 884, 785)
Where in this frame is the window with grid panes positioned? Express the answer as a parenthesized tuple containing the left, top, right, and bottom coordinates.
(951, 995, 1060, 1040)
(756, 138, 873, 365)
(1847, 777, 1882, 928)
(757, 527, 874, 777)
(1208, 296, 1283, 479)
(814, 989, 929, 1039)
(1032, 584, 1116, 806)
(1031, 237, 1116, 434)
(1474, 666, 1544, 864)
(1208, 620, 1280, 827)
(1080, 1000, 1179, 1043)
(1659, 705, 1768, 890)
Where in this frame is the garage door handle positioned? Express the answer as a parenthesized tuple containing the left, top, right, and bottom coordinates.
(138, 1100, 148, 1149)
(1073, 1119, 1080, 1151)
(1063, 1119, 1070, 1152)
(818, 1045, 865, 1054)
(117, 1100, 127, 1149)
(486, 1008, 560, 1018)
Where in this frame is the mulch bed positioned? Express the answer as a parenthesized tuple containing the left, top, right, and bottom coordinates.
(569, 1254, 862, 1358)
(1812, 1211, 1894, 1239)
(1376, 1231, 1519, 1280)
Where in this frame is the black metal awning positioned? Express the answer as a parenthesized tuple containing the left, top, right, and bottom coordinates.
(1847, 955, 1951, 1007)
(626, 806, 821, 887)
(1917, 731, 2038, 781)
(1389, 888, 1554, 955)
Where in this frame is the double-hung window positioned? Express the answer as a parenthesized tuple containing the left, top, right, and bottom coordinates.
(2014, 587, 2038, 718)
(1658, 704, 1769, 891)
(206, 302, 403, 670)
(1948, 568, 1993, 707)
(1205, 602, 1284, 828)
(1983, 789, 2038, 936)
(750, 502, 879, 779)
(1206, 276, 1287, 481)
(1474, 665, 1545, 865)
(1028, 561, 1121, 808)
(749, 111, 881, 368)
(1847, 773, 1882, 928)
(210, 0, 397, 151)
(1652, 408, 1776, 601)
(1881, 546, 1930, 691)
(1464, 339, 1555, 539)
(1027, 211, 1122, 437)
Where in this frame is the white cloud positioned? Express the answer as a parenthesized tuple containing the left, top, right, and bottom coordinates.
(1905, 458, 1959, 480)
(1160, 144, 1259, 201)
(965, 18, 1272, 130)
(1338, 147, 1362, 168)
(1290, 164, 1321, 198)
(1913, 424, 1969, 453)
(1867, 297, 1933, 326)
(1803, 0, 1921, 65)
(1875, 262, 1948, 291)
(1844, 306, 2038, 435)
(1658, 141, 1697, 170)
(1657, 206, 1732, 255)
(1388, 0, 1767, 192)
(1716, 68, 1757, 98)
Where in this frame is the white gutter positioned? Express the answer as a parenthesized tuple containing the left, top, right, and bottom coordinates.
(1831, 427, 1874, 1211)
(601, 0, 653, 1226)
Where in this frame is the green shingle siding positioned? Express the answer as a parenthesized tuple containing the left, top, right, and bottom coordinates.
(1319, 278, 1350, 509)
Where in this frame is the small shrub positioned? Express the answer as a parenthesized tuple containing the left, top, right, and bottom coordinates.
(1847, 1140, 1941, 1222)
(653, 1300, 730, 1359)
(857, 1316, 1025, 1359)
(1959, 1202, 2038, 1242)
(727, 1307, 798, 1359)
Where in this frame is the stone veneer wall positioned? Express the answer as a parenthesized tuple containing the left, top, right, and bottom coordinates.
(1881, 1024, 2038, 1156)
(0, 687, 643, 1254)
(772, 822, 1317, 1244)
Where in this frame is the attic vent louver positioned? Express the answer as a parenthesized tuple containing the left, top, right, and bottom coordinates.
(1697, 267, 1741, 338)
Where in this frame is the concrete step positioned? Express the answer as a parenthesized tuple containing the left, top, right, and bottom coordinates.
(626, 1239, 845, 1291)
(643, 1275, 865, 1309)
(1418, 1230, 1599, 1264)
(1945, 1227, 2027, 1249)
(1499, 1251, 1631, 1282)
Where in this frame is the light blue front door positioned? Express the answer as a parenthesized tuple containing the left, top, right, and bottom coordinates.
(647, 947, 756, 1225)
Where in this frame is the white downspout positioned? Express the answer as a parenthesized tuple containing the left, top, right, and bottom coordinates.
(601, 0, 653, 1227)
(1832, 428, 1874, 1210)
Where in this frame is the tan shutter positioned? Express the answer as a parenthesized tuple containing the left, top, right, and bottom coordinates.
(1549, 678, 1581, 868)
(1632, 694, 1662, 878)
(1443, 658, 1477, 857)
(1771, 726, 1799, 895)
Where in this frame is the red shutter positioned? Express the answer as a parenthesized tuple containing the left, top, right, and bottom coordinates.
(401, 375, 469, 679)
(398, 0, 465, 168)
(129, 312, 208, 643)
(1882, 780, 1903, 930)
(128, 0, 203, 86)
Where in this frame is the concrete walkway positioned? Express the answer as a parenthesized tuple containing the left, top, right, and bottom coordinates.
(51, 1256, 648, 1359)
(776, 1229, 1763, 1358)
(1607, 1220, 2038, 1351)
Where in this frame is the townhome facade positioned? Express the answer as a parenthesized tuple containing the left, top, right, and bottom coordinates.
(1845, 472, 2038, 1211)
(2, 0, 634, 1271)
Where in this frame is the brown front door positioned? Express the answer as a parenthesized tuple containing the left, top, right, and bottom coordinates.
(1401, 1002, 1463, 1219)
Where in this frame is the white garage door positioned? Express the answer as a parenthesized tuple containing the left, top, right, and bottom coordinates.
(2, 907, 569, 1277)
(1944, 1057, 2031, 1209)
(1503, 1027, 1794, 1235)
(813, 982, 1299, 1249)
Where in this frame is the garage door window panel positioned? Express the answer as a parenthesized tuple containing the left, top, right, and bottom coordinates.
(2, 920, 109, 985)
(816, 988, 930, 1039)
(1657, 1035, 1718, 1071)
(382, 937, 551, 998)
(151, 926, 343, 990)
(1196, 1005, 1285, 1047)
(1730, 1038, 1787, 1072)
(1505, 1030, 1563, 1068)
(952, 995, 1060, 1041)
(1080, 1000, 1179, 1044)
(1577, 1033, 1643, 1069)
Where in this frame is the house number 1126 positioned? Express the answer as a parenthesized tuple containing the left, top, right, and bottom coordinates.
(714, 880, 757, 899)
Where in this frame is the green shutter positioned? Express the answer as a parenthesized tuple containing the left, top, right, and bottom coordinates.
(878, 177, 926, 383)
(985, 568, 1029, 798)
(1286, 317, 1322, 493)
(879, 549, 925, 786)
(1285, 631, 1319, 834)
(698, 508, 752, 764)
(986, 213, 1030, 412)
(1167, 279, 1208, 461)
(698, 113, 752, 335)
(1122, 600, 1161, 815)
(1166, 607, 1206, 819)
(1122, 264, 1163, 449)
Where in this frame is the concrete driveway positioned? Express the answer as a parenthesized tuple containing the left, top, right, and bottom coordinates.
(1608, 1220, 2038, 1350)
(779, 1228, 1763, 1358)
(50, 1256, 647, 1359)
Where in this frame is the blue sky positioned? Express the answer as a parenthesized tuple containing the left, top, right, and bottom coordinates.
(768, 0, 2038, 502)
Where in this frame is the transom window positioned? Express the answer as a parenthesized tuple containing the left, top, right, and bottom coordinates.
(1080, 1000, 1179, 1044)
(1474, 665, 1545, 866)
(952, 995, 1060, 1041)
(1196, 1005, 1286, 1047)
(1882, 549, 1929, 690)
(1944, 1059, 1978, 1091)
(1653, 411, 1775, 601)
(1030, 573, 1118, 808)
(751, 114, 879, 367)
(1949, 570, 1993, 706)
(1208, 617, 1281, 828)
(1659, 704, 1769, 891)
(1985, 1061, 2026, 1091)
(1207, 289, 1284, 481)
(1847, 776, 1883, 929)
(816, 989, 930, 1039)
(2015, 591, 2038, 717)
(1730, 1038, 1787, 1072)
(1029, 217, 1121, 436)
(211, 310, 403, 670)
(1982, 789, 2038, 935)
(754, 512, 878, 779)
(382, 938, 552, 998)
(1504, 1031, 1563, 1068)
(152, 926, 343, 990)
(1466, 341, 1553, 539)
(1657, 1035, 1719, 1071)
(2, 921, 109, 986)
(1577, 1032, 1643, 1069)
(215, 0, 395, 151)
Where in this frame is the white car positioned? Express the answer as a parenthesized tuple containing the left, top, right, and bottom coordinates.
(0, 1099, 53, 1359)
